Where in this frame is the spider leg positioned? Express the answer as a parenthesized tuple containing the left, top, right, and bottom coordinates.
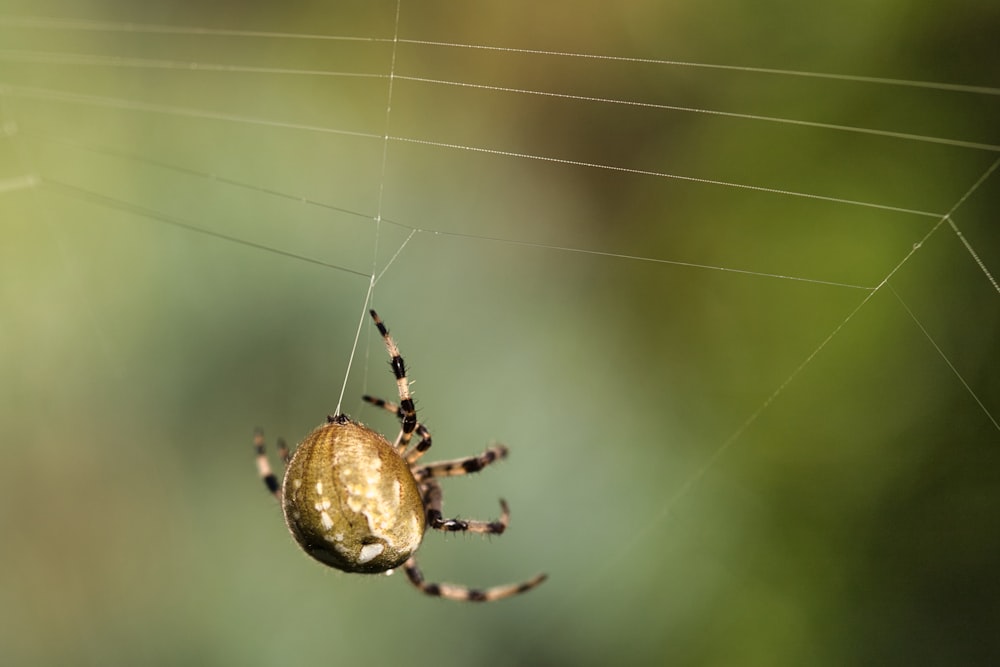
(369, 310, 418, 451)
(402, 556, 547, 602)
(362, 394, 433, 462)
(414, 444, 509, 482)
(421, 479, 508, 534)
(254, 428, 286, 503)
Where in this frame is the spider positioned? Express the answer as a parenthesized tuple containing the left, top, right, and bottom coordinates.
(254, 309, 547, 602)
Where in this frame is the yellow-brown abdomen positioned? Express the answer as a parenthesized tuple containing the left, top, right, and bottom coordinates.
(281, 417, 425, 573)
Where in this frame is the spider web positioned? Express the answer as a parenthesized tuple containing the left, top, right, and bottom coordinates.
(2, 2, 999, 666)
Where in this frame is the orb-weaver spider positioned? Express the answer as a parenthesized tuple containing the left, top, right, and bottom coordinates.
(255, 310, 546, 601)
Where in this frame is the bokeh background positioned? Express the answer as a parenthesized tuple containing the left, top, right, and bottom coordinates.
(2, 1, 999, 665)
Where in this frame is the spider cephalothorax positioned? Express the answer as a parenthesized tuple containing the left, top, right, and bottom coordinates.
(255, 310, 546, 602)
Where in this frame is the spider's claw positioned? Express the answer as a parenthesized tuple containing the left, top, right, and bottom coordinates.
(521, 573, 548, 592)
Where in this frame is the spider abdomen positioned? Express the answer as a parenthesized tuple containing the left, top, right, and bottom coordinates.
(281, 417, 425, 574)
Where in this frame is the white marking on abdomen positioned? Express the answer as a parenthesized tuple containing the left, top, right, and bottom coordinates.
(358, 543, 385, 563)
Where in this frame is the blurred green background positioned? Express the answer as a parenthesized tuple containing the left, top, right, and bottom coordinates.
(2, 1, 999, 666)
